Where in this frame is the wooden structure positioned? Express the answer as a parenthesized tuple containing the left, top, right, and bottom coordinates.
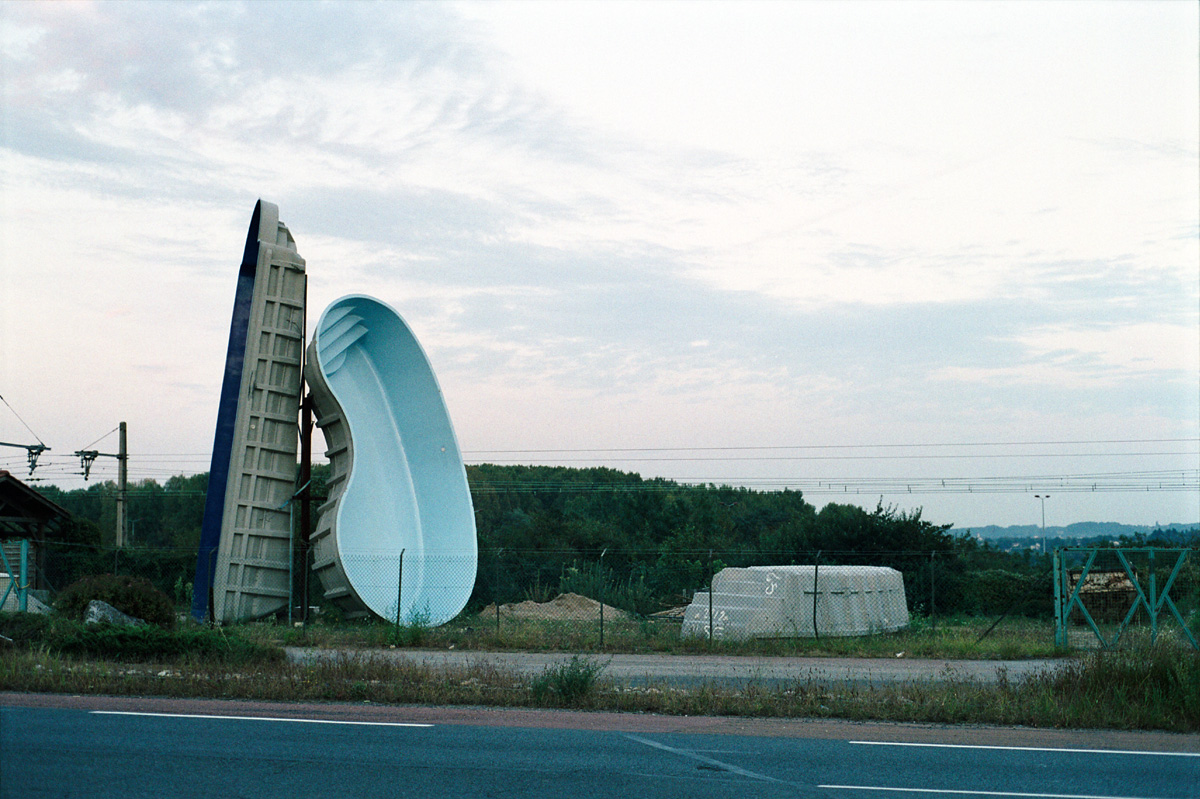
(0, 469, 73, 591)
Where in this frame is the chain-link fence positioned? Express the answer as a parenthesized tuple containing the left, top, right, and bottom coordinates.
(15, 539, 1198, 649)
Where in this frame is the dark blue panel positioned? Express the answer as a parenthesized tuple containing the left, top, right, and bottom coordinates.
(191, 201, 262, 620)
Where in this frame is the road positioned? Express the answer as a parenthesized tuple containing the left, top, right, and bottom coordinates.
(287, 647, 1068, 688)
(3, 694, 1197, 799)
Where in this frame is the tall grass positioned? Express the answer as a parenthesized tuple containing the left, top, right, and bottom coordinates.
(2, 644, 1196, 731)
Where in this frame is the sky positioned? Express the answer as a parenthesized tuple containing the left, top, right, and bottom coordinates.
(1, 0, 1197, 531)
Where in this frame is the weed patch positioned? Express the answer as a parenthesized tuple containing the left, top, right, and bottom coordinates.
(530, 656, 608, 705)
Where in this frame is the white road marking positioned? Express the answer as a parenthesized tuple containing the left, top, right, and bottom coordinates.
(850, 741, 1200, 758)
(624, 734, 785, 784)
(820, 786, 1164, 799)
(90, 711, 432, 728)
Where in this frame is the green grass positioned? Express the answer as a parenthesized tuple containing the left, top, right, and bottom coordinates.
(238, 611, 1062, 659)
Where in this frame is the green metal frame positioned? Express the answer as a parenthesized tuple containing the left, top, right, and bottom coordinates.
(1054, 547, 1196, 650)
(0, 539, 30, 613)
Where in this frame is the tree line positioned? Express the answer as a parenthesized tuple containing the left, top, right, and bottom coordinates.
(31, 464, 1094, 616)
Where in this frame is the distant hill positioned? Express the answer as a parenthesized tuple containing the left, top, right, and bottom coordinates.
(959, 521, 1198, 542)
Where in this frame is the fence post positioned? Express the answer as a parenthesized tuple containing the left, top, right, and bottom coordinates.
(1053, 548, 1065, 649)
(812, 550, 821, 640)
(207, 548, 217, 625)
(599, 548, 608, 649)
(18, 539, 29, 613)
(1148, 548, 1158, 644)
(707, 548, 714, 643)
(288, 502, 295, 626)
(929, 551, 936, 629)
(493, 548, 503, 637)
(395, 548, 406, 634)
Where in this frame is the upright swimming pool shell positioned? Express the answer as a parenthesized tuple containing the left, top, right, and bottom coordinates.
(305, 296, 477, 624)
(192, 200, 306, 622)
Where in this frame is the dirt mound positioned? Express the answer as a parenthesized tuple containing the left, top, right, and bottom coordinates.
(479, 592, 630, 621)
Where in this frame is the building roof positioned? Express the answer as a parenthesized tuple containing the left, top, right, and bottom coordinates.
(0, 470, 73, 539)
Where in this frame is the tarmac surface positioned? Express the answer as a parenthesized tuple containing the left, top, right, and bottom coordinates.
(7, 693, 1198, 799)
(285, 647, 1069, 688)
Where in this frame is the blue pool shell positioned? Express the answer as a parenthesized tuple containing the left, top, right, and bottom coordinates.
(310, 295, 477, 624)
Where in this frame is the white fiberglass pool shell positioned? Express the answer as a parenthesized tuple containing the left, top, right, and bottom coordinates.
(305, 295, 477, 624)
(682, 565, 909, 640)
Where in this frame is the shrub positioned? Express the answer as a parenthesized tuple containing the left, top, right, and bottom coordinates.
(530, 655, 607, 705)
(0, 611, 52, 643)
(54, 574, 176, 629)
(0, 613, 282, 664)
(391, 607, 432, 646)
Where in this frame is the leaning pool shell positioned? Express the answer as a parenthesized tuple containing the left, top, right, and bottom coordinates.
(304, 295, 477, 624)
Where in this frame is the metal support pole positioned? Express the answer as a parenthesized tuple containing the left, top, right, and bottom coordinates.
(287, 503, 295, 626)
(707, 549, 714, 643)
(1148, 548, 1158, 643)
(1053, 549, 1065, 648)
(395, 548, 406, 632)
(929, 551, 936, 628)
(599, 548, 608, 649)
(116, 422, 127, 548)
(1035, 494, 1050, 557)
(299, 393, 312, 626)
(494, 548, 503, 636)
(813, 551, 821, 640)
(18, 539, 28, 613)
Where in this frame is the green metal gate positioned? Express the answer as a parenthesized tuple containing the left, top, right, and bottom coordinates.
(1053, 547, 1197, 650)
(0, 539, 30, 613)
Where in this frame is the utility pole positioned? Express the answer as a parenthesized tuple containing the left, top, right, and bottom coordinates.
(1035, 494, 1050, 555)
(117, 421, 127, 548)
(76, 421, 129, 547)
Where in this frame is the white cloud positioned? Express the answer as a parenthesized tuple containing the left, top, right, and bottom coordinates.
(932, 322, 1200, 389)
(2, 1, 1196, 526)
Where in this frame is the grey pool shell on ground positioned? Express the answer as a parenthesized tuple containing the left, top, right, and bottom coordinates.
(305, 295, 477, 624)
(682, 566, 910, 641)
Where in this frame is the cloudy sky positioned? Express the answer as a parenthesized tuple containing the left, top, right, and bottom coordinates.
(1, 1, 1197, 531)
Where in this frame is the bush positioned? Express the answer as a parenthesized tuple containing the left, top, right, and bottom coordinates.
(49, 623, 284, 664)
(0, 613, 282, 664)
(54, 574, 176, 629)
(0, 611, 52, 643)
(530, 655, 607, 705)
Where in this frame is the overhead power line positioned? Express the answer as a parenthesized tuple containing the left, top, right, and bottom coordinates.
(466, 450, 1196, 463)
(0, 392, 46, 445)
(462, 437, 1200, 454)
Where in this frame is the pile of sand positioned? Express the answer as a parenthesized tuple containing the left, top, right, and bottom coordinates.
(479, 592, 630, 621)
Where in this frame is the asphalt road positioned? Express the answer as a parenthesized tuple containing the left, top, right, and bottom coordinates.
(4, 695, 1197, 799)
(286, 647, 1068, 688)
